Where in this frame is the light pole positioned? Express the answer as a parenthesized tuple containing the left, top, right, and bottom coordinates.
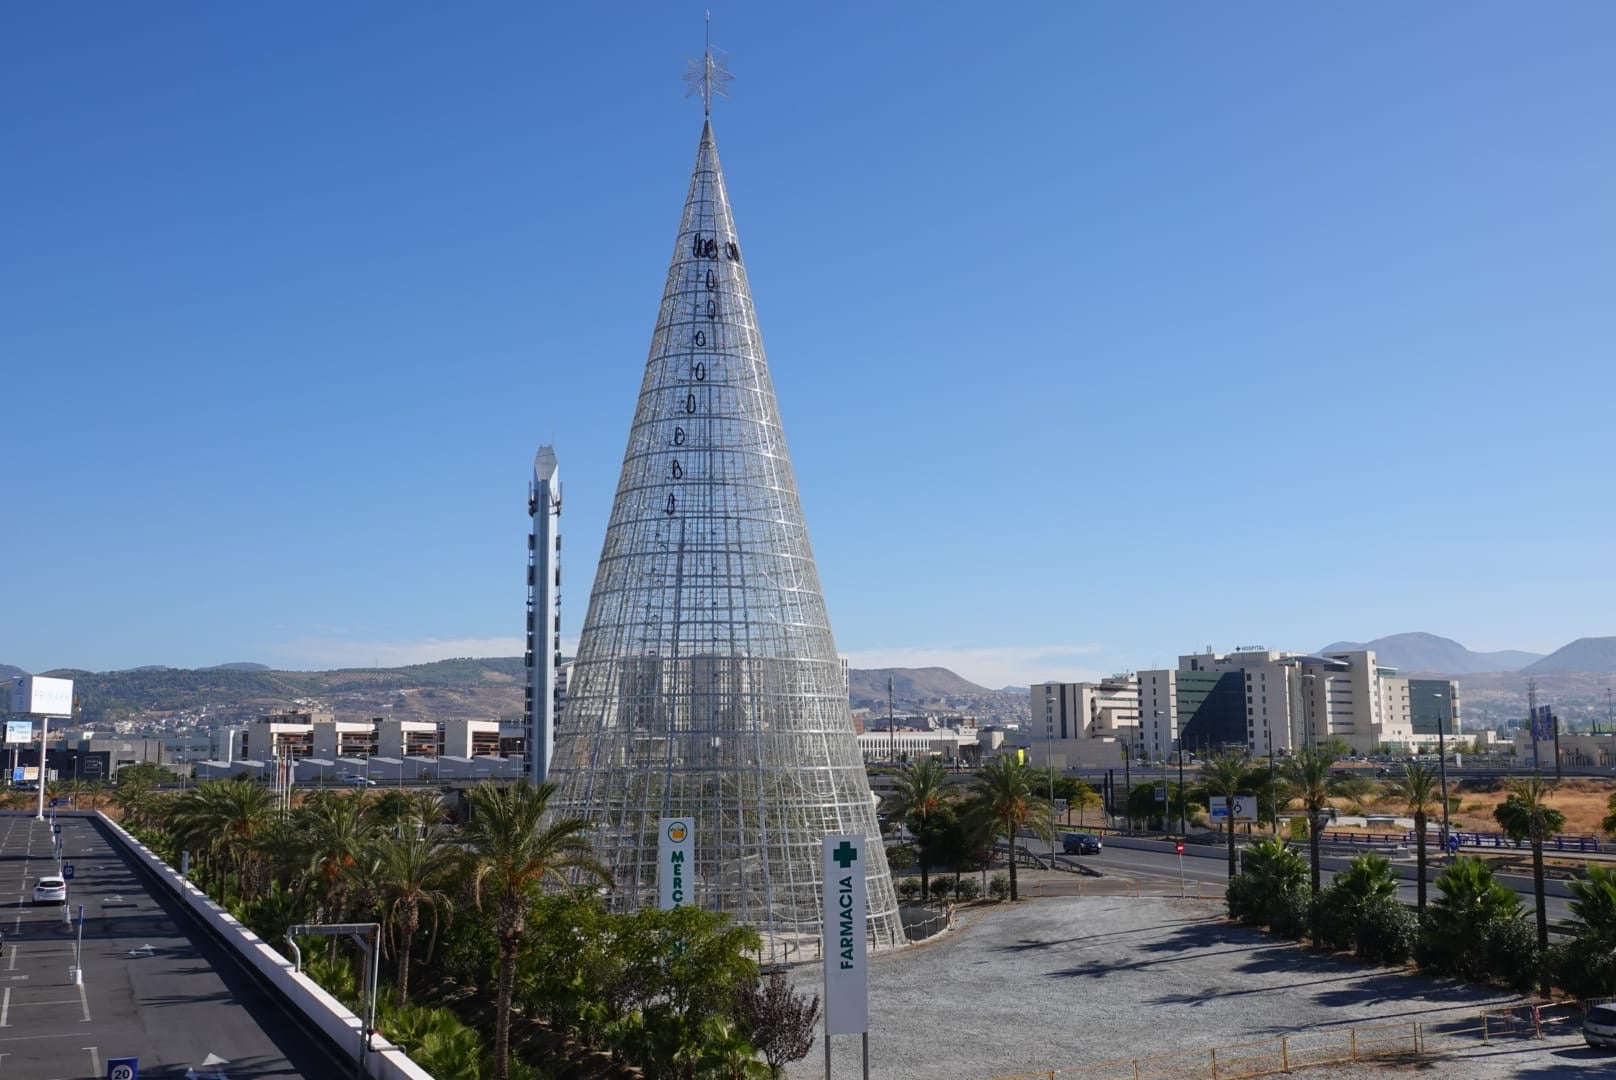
(1177, 739, 1187, 836)
(1434, 691, 1451, 848)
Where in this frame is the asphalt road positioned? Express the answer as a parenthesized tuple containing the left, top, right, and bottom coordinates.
(0, 811, 347, 1080)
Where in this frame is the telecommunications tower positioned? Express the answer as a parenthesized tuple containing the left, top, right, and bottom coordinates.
(543, 42, 903, 959)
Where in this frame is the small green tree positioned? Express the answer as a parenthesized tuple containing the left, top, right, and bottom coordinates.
(1310, 853, 1398, 952)
(1423, 856, 1525, 982)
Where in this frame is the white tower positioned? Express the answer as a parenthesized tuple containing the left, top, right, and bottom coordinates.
(525, 445, 561, 784)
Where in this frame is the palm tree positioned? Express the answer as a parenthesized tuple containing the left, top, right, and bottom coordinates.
(1427, 855, 1523, 981)
(463, 780, 612, 1080)
(168, 777, 278, 904)
(1384, 762, 1442, 913)
(1331, 851, 1399, 906)
(1282, 747, 1337, 896)
(367, 825, 462, 1007)
(1199, 751, 1248, 881)
(886, 758, 952, 900)
(298, 790, 378, 919)
(1494, 773, 1566, 960)
(1567, 864, 1616, 948)
(968, 756, 1049, 902)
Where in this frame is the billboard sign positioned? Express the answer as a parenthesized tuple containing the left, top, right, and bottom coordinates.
(5, 720, 32, 744)
(1209, 796, 1259, 823)
(10, 676, 74, 718)
(822, 834, 869, 1035)
(658, 817, 693, 910)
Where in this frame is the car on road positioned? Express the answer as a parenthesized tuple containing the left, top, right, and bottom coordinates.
(344, 775, 377, 787)
(33, 875, 67, 904)
(1585, 1004, 1616, 1049)
(1062, 832, 1102, 855)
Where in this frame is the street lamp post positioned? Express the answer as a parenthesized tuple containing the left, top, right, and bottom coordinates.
(1177, 740, 1187, 836)
(1434, 692, 1451, 848)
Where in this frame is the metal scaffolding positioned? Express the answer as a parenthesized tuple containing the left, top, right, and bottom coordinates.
(545, 115, 903, 962)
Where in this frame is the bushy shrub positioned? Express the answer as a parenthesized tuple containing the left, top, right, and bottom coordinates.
(929, 877, 954, 902)
(953, 877, 981, 902)
(1308, 886, 1359, 953)
(1267, 887, 1311, 940)
(1482, 917, 1540, 993)
(1226, 874, 1265, 925)
(895, 877, 922, 902)
(988, 873, 1010, 901)
(1355, 897, 1419, 966)
(1544, 938, 1616, 1002)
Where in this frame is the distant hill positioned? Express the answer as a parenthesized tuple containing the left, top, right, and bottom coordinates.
(1522, 637, 1616, 675)
(847, 667, 993, 708)
(3, 657, 531, 728)
(0, 664, 25, 681)
(0, 657, 1028, 728)
(1319, 632, 1543, 675)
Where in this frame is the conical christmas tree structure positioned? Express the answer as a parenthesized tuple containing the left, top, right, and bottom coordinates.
(547, 93, 903, 961)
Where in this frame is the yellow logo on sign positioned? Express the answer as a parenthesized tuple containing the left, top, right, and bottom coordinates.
(668, 822, 687, 843)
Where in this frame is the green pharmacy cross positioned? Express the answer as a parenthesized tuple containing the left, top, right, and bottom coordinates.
(833, 841, 859, 870)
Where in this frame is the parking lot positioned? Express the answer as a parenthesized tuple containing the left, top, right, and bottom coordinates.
(0, 811, 343, 1079)
(789, 885, 1604, 1080)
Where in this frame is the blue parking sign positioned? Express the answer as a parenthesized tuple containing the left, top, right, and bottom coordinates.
(63, 863, 74, 881)
(107, 1058, 138, 1080)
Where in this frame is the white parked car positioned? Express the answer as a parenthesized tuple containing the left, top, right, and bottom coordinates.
(344, 775, 377, 787)
(1585, 1003, 1616, 1050)
(34, 875, 67, 904)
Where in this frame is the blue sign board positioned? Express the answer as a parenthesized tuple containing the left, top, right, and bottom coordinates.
(62, 863, 74, 881)
(107, 1058, 138, 1080)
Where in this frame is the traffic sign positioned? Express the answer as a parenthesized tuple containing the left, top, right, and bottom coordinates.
(62, 863, 74, 881)
(1175, 841, 1184, 855)
(107, 1057, 138, 1080)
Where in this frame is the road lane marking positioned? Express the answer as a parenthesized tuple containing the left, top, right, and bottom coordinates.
(76, 980, 89, 1022)
(1, 987, 8, 1026)
(84, 1045, 100, 1076)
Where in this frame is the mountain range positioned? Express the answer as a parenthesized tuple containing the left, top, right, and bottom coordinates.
(1318, 632, 1616, 676)
(0, 659, 1025, 729)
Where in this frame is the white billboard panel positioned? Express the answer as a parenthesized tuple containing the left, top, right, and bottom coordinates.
(9, 676, 73, 718)
(822, 834, 869, 1035)
(658, 817, 693, 909)
(4, 720, 32, 744)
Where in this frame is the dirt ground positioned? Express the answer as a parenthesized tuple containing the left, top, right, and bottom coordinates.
(1358, 776, 1616, 837)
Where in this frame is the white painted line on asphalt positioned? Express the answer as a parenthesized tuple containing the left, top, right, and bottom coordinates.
(84, 1045, 99, 1077)
(76, 980, 89, 1022)
(1, 986, 9, 1027)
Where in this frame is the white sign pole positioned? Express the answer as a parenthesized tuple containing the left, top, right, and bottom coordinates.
(822, 833, 869, 1077)
(658, 818, 693, 910)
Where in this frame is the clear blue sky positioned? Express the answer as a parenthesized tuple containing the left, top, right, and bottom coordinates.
(4, 4, 1613, 689)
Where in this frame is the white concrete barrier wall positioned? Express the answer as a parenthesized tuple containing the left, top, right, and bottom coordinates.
(96, 813, 436, 1080)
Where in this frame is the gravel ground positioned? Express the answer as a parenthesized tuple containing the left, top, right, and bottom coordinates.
(781, 881, 1602, 1080)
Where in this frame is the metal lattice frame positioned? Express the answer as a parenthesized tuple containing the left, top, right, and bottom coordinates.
(547, 118, 903, 961)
